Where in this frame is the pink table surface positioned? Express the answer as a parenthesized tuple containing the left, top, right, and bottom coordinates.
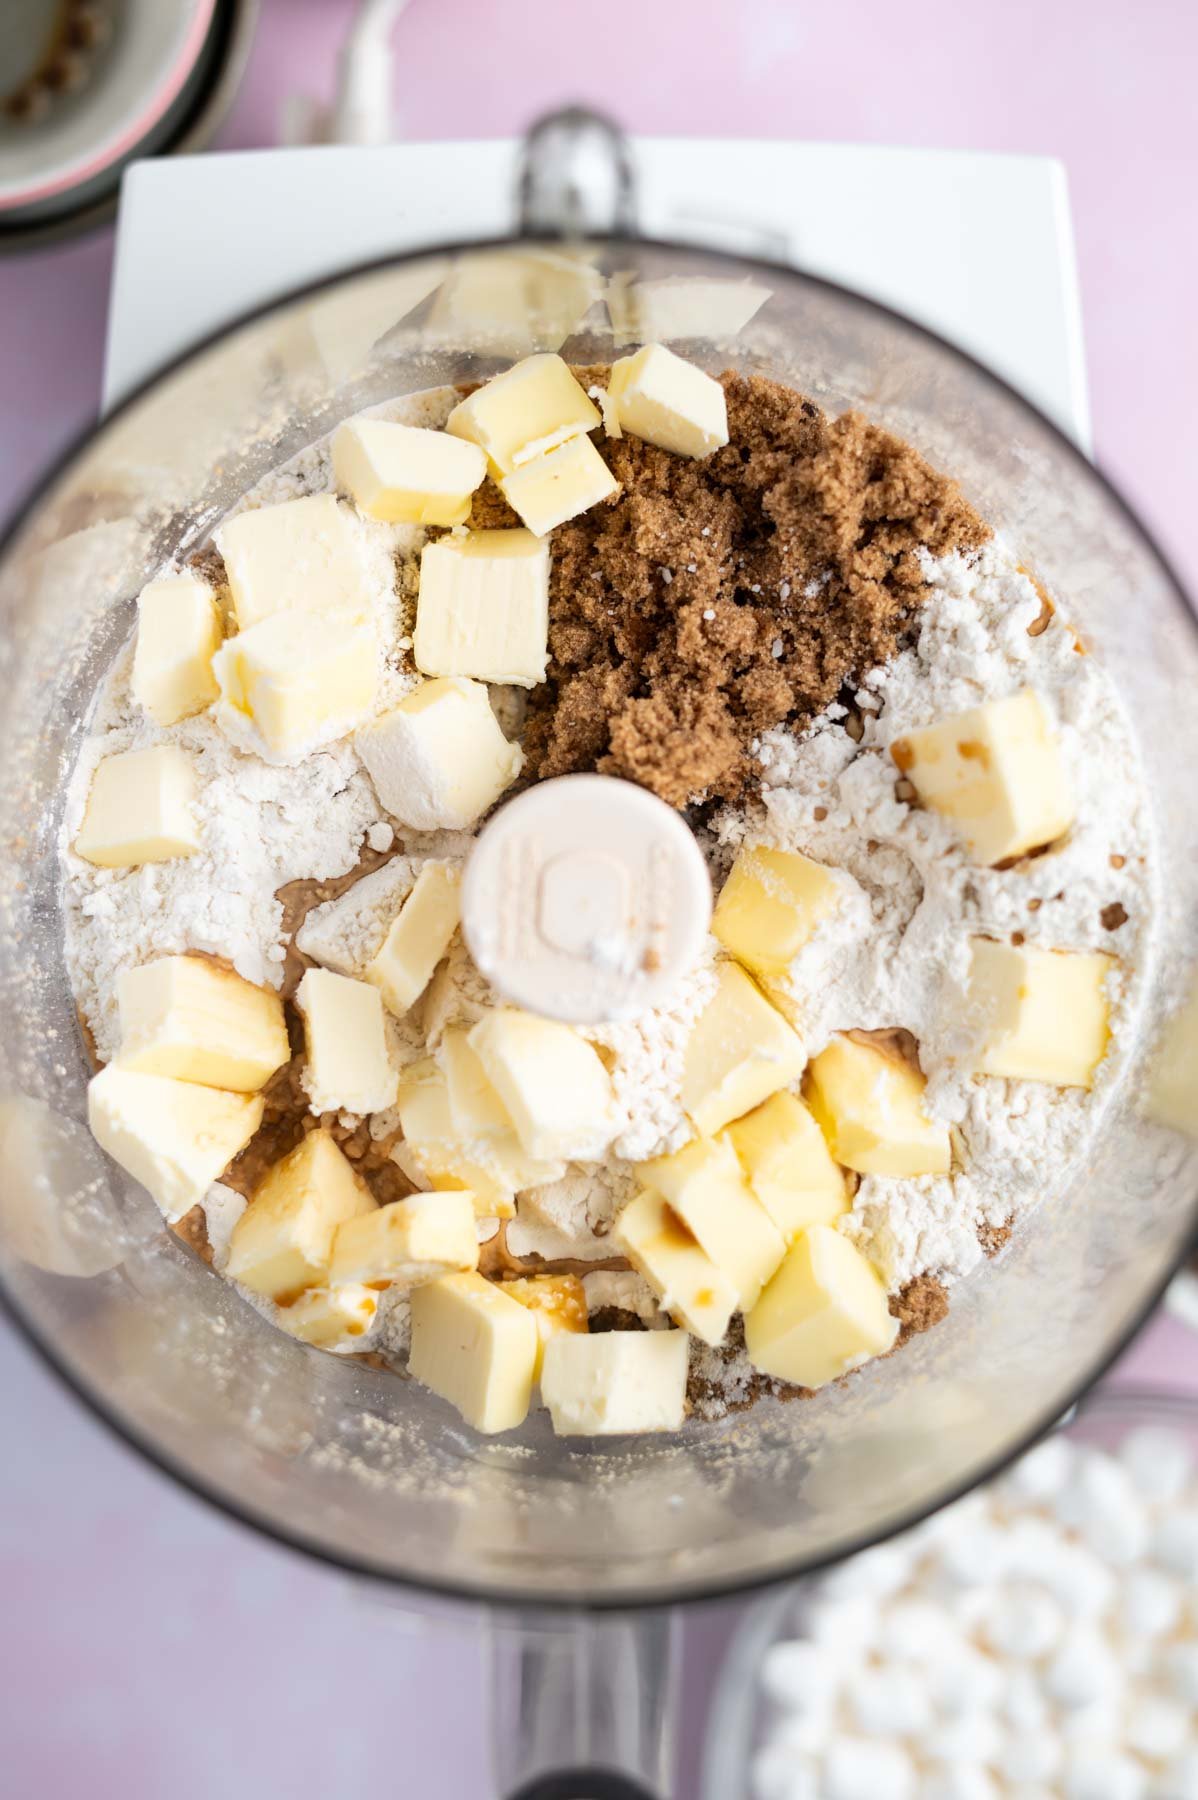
(2, 3, 1196, 1797)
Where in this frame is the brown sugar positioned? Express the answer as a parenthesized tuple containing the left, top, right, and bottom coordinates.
(496, 370, 988, 808)
(890, 1273, 951, 1345)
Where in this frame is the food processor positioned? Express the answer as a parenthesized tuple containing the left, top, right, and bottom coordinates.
(1, 111, 1196, 1799)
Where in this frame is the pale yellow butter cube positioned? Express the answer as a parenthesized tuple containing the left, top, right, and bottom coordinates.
(502, 1273, 588, 1380)
(441, 1027, 511, 1140)
(415, 529, 549, 688)
(499, 433, 618, 537)
(445, 352, 601, 476)
(281, 1283, 378, 1349)
(215, 494, 371, 631)
(891, 688, 1074, 866)
(607, 344, 729, 459)
(745, 1224, 899, 1389)
(131, 572, 222, 726)
(332, 417, 486, 525)
(541, 1329, 689, 1436)
(117, 954, 289, 1092)
(395, 1060, 551, 1216)
(682, 962, 806, 1137)
(806, 1035, 951, 1177)
(330, 1190, 478, 1286)
(226, 1129, 374, 1299)
(213, 608, 377, 758)
(713, 846, 845, 977)
(366, 862, 460, 1016)
(612, 1189, 738, 1346)
(408, 1269, 539, 1433)
(1147, 972, 1198, 1134)
(88, 1064, 263, 1223)
(356, 677, 523, 831)
(295, 968, 396, 1116)
(640, 1134, 784, 1311)
(725, 1091, 849, 1242)
(968, 938, 1112, 1089)
(469, 1009, 615, 1162)
(75, 745, 200, 868)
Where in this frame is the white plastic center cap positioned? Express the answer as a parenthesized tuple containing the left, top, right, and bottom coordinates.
(461, 774, 713, 1024)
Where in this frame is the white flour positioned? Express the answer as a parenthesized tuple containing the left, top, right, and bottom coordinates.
(716, 541, 1157, 1289)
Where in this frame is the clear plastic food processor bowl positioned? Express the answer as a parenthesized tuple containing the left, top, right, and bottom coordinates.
(1, 115, 1195, 1800)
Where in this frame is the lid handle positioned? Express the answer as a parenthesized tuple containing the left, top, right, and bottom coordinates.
(517, 106, 637, 239)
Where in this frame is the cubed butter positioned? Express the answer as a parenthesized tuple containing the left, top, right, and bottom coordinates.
(395, 1059, 556, 1216)
(131, 572, 222, 726)
(415, 529, 549, 688)
(744, 1224, 899, 1389)
(226, 1130, 375, 1300)
(713, 846, 845, 977)
(806, 1035, 951, 1177)
(295, 968, 397, 1116)
(366, 861, 460, 1016)
(88, 1064, 263, 1223)
(468, 1009, 615, 1162)
(330, 1190, 478, 1286)
(446, 353, 601, 476)
(355, 677, 523, 831)
(74, 745, 200, 868)
(501, 1273, 588, 1380)
(724, 1091, 849, 1242)
(890, 688, 1074, 866)
(612, 1189, 738, 1346)
(968, 938, 1112, 1089)
(499, 433, 618, 537)
(441, 1026, 511, 1140)
(214, 494, 371, 631)
(606, 344, 729, 459)
(332, 417, 486, 526)
(408, 1269, 539, 1433)
(640, 1134, 784, 1312)
(280, 1283, 378, 1348)
(213, 607, 377, 758)
(541, 1329, 689, 1436)
(117, 954, 290, 1092)
(682, 962, 806, 1136)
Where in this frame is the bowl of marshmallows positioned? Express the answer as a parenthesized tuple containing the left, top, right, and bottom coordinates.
(705, 1390, 1198, 1800)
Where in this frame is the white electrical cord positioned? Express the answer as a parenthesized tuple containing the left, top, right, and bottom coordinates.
(281, 0, 409, 146)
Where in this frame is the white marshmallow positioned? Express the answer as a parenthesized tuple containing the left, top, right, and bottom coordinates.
(939, 1522, 1012, 1587)
(977, 1586, 1065, 1659)
(927, 1646, 1005, 1717)
(1117, 1567, 1184, 1640)
(1062, 1748, 1147, 1800)
(849, 1665, 934, 1738)
(1045, 1628, 1122, 1710)
(1161, 1641, 1198, 1707)
(1001, 1515, 1071, 1583)
(1118, 1424, 1194, 1504)
(995, 1728, 1064, 1786)
(760, 1641, 841, 1714)
(1151, 1509, 1198, 1580)
(1059, 1699, 1120, 1747)
(1000, 1667, 1051, 1733)
(820, 1543, 912, 1602)
(922, 1766, 998, 1800)
(806, 1596, 878, 1655)
(1057, 1458, 1150, 1565)
(924, 1714, 1004, 1767)
(821, 1739, 916, 1800)
(1155, 1746, 1198, 1800)
(1040, 1544, 1117, 1619)
(879, 1598, 966, 1668)
(1123, 1692, 1191, 1760)
(1003, 1433, 1076, 1502)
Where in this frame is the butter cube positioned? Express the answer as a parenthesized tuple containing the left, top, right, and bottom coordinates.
(330, 1190, 478, 1285)
(131, 572, 222, 725)
(408, 1269, 539, 1433)
(468, 1010, 615, 1161)
(446, 353, 601, 476)
(295, 968, 396, 1115)
(607, 344, 729, 459)
(541, 1329, 689, 1436)
(968, 938, 1112, 1088)
(88, 1064, 263, 1223)
(215, 494, 371, 631)
(501, 1273, 588, 1380)
(366, 861, 460, 1016)
(415, 529, 549, 688)
(213, 608, 377, 758)
(227, 1129, 375, 1300)
(640, 1135, 784, 1311)
(441, 1027, 511, 1140)
(499, 434, 618, 537)
(281, 1283, 378, 1349)
(806, 1035, 951, 1177)
(396, 1059, 556, 1216)
(75, 745, 200, 868)
(713, 846, 845, 977)
(744, 1224, 899, 1389)
(891, 688, 1074, 866)
(725, 1091, 848, 1242)
(682, 963, 806, 1136)
(613, 1189, 737, 1346)
(117, 954, 290, 1092)
(332, 417, 486, 525)
(356, 677, 523, 831)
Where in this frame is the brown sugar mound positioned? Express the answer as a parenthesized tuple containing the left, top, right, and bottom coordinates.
(505, 371, 988, 807)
